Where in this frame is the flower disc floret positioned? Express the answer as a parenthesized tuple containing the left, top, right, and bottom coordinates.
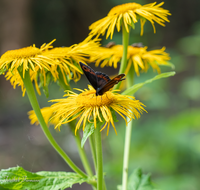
(1, 46, 41, 59)
(76, 91, 115, 107)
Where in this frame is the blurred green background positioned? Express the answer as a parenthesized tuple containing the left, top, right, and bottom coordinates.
(0, 0, 200, 190)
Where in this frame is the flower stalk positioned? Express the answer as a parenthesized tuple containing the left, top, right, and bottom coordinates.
(73, 131, 94, 177)
(119, 23, 130, 75)
(89, 135, 97, 171)
(118, 23, 135, 190)
(122, 64, 135, 190)
(114, 23, 129, 90)
(94, 123, 104, 190)
(17, 68, 87, 178)
(58, 70, 94, 177)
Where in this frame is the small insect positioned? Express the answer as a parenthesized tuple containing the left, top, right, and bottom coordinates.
(80, 62, 125, 96)
(131, 42, 144, 48)
(105, 41, 116, 48)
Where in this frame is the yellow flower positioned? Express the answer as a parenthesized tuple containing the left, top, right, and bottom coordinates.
(90, 44, 172, 76)
(48, 86, 146, 135)
(41, 36, 101, 84)
(89, 2, 171, 39)
(28, 107, 60, 126)
(0, 37, 100, 95)
(0, 40, 59, 95)
(0, 40, 56, 78)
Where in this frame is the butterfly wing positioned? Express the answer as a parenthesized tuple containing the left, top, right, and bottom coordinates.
(97, 74, 125, 95)
(80, 62, 125, 96)
(96, 72, 111, 88)
(79, 62, 98, 90)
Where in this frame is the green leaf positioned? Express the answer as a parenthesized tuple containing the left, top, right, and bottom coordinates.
(0, 166, 91, 190)
(0, 166, 43, 190)
(118, 168, 159, 190)
(122, 71, 176, 95)
(0, 185, 9, 190)
(81, 123, 95, 148)
(127, 168, 156, 190)
(34, 171, 91, 190)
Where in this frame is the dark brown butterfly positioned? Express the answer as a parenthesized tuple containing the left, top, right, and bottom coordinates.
(80, 62, 125, 96)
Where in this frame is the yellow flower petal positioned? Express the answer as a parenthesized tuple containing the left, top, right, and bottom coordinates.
(90, 44, 171, 75)
(89, 2, 171, 39)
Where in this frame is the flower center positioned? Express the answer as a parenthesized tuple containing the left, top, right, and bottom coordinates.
(108, 3, 141, 16)
(76, 90, 116, 107)
(1, 46, 41, 59)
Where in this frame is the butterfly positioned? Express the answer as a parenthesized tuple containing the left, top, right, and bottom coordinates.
(79, 62, 125, 96)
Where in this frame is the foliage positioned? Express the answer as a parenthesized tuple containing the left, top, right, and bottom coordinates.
(0, 166, 93, 190)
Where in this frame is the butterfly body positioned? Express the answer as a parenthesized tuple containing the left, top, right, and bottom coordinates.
(80, 62, 125, 96)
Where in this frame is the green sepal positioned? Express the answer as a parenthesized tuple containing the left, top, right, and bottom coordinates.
(110, 107, 119, 122)
(74, 60, 83, 73)
(117, 168, 159, 190)
(38, 72, 51, 98)
(0, 68, 7, 75)
(122, 71, 176, 95)
(0, 166, 93, 190)
(56, 67, 71, 91)
(130, 21, 135, 30)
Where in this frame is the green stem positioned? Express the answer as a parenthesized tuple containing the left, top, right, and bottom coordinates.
(94, 124, 104, 190)
(119, 24, 130, 74)
(122, 120, 132, 190)
(122, 64, 135, 190)
(58, 72, 94, 177)
(114, 23, 129, 90)
(18, 69, 87, 178)
(126, 64, 135, 87)
(89, 135, 97, 171)
(74, 132, 94, 177)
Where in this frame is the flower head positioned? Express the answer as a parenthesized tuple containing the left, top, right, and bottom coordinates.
(41, 36, 101, 84)
(90, 44, 172, 76)
(0, 40, 61, 95)
(0, 40, 56, 78)
(89, 2, 171, 39)
(48, 86, 146, 135)
(0, 37, 101, 95)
